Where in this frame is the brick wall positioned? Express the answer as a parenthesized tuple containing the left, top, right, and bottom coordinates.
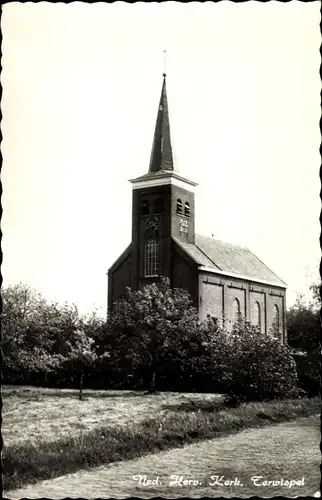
(170, 184, 195, 244)
(108, 252, 132, 309)
(198, 271, 287, 343)
(172, 241, 199, 307)
(249, 290, 265, 334)
(108, 240, 199, 311)
(201, 282, 224, 327)
(225, 285, 247, 329)
(131, 185, 172, 290)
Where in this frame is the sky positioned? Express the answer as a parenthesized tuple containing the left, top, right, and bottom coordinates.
(2, 1, 321, 317)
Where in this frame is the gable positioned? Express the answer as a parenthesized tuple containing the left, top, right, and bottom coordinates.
(108, 244, 132, 274)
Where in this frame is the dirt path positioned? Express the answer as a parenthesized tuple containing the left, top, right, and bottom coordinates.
(6, 416, 320, 498)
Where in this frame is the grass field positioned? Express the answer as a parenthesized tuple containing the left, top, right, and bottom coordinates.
(3, 385, 321, 493)
(2, 385, 224, 446)
(6, 415, 320, 498)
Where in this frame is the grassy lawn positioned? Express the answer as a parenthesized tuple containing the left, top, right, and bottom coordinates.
(6, 415, 320, 498)
(3, 385, 320, 493)
(2, 385, 224, 446)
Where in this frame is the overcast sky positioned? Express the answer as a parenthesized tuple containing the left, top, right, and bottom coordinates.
(2, 2, 320, 316)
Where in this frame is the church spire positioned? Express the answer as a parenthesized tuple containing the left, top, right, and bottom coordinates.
(148, 73, 174, 173)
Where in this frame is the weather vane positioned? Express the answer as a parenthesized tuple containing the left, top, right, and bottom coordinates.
(163, 50, 167, 77)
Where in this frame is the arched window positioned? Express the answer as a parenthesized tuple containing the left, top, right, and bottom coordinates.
(176, 199, 183, 215)
(232, 298, 241, 324)
(184, 202, 191, 218)
(251, 301, 261, 330)
(154, 197, 164, 214)
(144, 239, 159, 277)
(272, 304, 280, 337)
(141, 200, 149, 216)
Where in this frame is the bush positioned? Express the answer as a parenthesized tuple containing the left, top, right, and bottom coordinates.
(286, 290, 320, 353)
(292, 351, 320, 398)
(216, 318, 299, 403)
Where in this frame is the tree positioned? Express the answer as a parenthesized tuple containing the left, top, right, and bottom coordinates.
(286, 285, 320, 353)
(106, 278, 213, 393)
(218, 316, 298, 403)
(309, 282, 321, 310)
(80, 309, 107, 354)
(1, 284, 99, 394)
(286, 283, 321, 397)
(59, 328, 98, 400)
(1, 284, 62, 380)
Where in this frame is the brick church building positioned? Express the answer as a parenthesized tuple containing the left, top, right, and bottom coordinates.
(108, 74, 287, 342)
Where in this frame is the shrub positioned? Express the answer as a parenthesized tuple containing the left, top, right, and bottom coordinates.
(286, 288, 320, 353)
(216, 318, 299, 403)
(292, 351, 320, 398)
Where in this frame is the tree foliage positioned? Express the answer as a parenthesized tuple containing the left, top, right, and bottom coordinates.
(286, 283, 320, 397)
(105, 278, 216, 393)
(2, 284, 61, 375)
(286, 286, 320, 353)
(3, 279, 316, 401)
(104, 279, 299, 401)
(218, 317, 298, 403)
(1, 283, 99, 395)
(59, 328, 98, 399)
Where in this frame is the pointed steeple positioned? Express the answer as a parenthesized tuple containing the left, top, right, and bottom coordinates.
(148, 73, 174, 173)
(130, 70, 197, 189)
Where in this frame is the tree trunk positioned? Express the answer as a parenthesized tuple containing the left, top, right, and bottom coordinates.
(79, 371, 84, 400)
(148, 369, 156, 394)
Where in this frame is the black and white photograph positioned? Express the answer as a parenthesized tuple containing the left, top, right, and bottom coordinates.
(1, 1, 321, 498)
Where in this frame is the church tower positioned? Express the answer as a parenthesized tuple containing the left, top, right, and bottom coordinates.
(108, 71, 287, 343)
(129, 73, 198, 291)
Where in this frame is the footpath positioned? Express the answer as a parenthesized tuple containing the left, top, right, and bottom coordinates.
(6, 415, 320, 499)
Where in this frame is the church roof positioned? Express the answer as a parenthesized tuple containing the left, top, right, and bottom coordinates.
(173, 234, 286, 288)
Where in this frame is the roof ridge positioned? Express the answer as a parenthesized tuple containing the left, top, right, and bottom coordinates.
(196, 232, 247, 250)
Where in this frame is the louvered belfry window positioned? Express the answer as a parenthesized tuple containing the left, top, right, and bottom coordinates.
(144, 239, 159, 277)
(176, 199, 183, 215)
(154, 197, 164, 214)
(184, 202, 190, 218)
(141, 200, 150, 216)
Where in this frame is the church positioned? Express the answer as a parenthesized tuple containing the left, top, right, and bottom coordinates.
(107, 73, 287, 343)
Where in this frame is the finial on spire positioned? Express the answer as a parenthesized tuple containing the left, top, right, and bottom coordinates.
(163, 50, 167, 77)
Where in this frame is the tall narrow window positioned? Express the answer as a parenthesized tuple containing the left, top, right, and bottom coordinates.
(141, 200, 149, 216)
(232, 298, 241, 324)
(253, 301, 261, 330)
(176, 199, 183, 215)
(154, 197, 164, 214)
(184, 202, 190, 218)
(272, 304, 280, 337)
(144, 239, 159, 277)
